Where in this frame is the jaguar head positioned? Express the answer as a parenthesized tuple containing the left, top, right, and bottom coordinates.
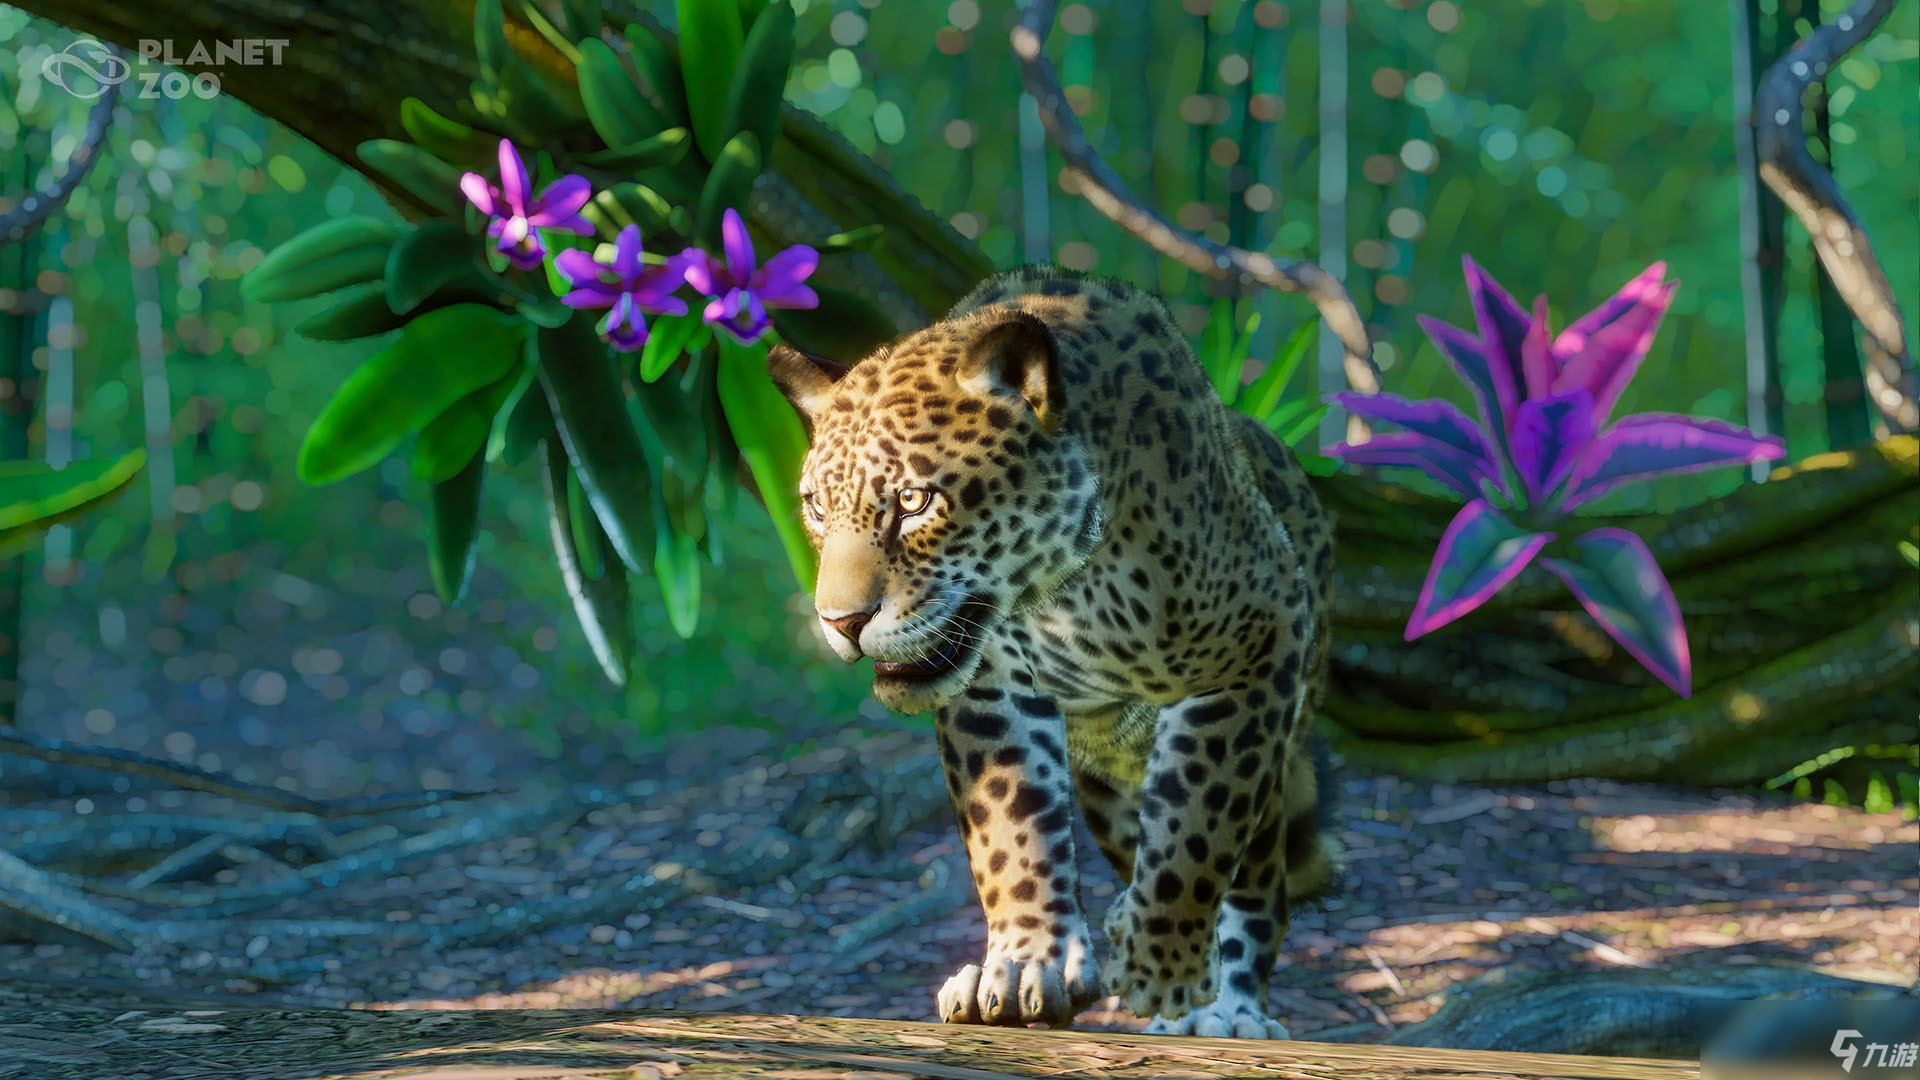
(768, 310, 1101, 713)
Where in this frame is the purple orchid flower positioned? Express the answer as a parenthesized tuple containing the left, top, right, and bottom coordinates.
(1326, 257, 1787, 697)
(554, 225, 692, 353)
(681, 208, 820, 345)
(460, 139, 594, 270)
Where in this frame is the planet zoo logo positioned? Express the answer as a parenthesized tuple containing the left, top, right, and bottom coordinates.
(41, 38, 290, 101)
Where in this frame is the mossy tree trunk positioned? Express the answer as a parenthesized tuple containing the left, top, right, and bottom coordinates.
(20, 0, 1917, 788)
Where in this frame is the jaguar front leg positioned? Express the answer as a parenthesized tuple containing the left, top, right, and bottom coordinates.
(934, 679, 1100, 1028)
(1103, 685, 1294, 1024)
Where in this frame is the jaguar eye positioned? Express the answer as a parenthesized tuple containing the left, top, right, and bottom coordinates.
(803, 493, 825, 523)
(897, 488, 932, 516)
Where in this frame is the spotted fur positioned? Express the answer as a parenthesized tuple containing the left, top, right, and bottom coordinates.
(768, 266, 1340, 1038)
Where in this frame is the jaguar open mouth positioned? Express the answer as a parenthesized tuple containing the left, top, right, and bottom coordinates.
(871, 594, 993, 680)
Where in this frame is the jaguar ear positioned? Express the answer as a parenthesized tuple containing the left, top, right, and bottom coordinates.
(960, 311, 1063, 433)
(767, 344, 854, 427)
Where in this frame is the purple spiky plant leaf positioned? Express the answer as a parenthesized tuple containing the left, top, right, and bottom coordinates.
(1538, 528, 1692, 697)
(1563, 414, 1786, 510)
(1405, 499, 1554, 640)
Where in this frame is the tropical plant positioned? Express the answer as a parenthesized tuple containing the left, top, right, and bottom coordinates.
(0, 450, 147, 558)
(235, 0, 891, 683)
(1327, 258, 1789, 696)
(1196, 301, 1333, 474)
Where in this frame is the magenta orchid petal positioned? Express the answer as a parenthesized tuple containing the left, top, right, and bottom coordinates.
(460, 173, 498, 216)
(1557, 261, 1669, 352)
(681, 249, 722, 295)
(1551, 276, 1676, 424)
(561, 285, 618, 308)
(1461, 255, 1529, 428)
(1327, 432, 1495, 503)
(496, 139, 530, 214)
(702, 293, 730, 325)
(555, 248, 608, 288)
(529, 175, 592, 222)
(1539, 528, 1691, 697)
(1520, 295, 1556, 400)
(1509, 388, 1598, 505)
(611, 225, 646, 279)
(599, 292, 649, 352)
(755, 244, 819, 298)
(763, 282, 819, 311)
(720, 208, 756, 281)
(1562, 414, 1787, 510)
(1405, 499, 1554, 640)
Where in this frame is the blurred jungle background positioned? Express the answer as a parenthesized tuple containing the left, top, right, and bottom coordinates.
(0, 0, 1914, 1057)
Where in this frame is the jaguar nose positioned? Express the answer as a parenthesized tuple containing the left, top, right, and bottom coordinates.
(822, 609, 874, 646)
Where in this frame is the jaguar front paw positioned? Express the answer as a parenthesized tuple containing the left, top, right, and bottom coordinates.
(937, 930, 1099, 1028)
(1101, 888, 1219, 1021)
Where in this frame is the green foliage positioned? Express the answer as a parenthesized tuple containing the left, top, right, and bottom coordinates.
(1199, 305, 1334, 470)
(297, 305, 528, 486)
(238, 216, 400, 303)
(0, 451, 147, 558)
(677, 0, 748, 158)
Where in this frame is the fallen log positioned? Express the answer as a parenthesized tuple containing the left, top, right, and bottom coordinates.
(0, 997, 1700, 1080)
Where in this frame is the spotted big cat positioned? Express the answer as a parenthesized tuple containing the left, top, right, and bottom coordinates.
(767, 265, 1340, 1038)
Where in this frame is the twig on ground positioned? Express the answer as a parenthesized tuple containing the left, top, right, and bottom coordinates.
(1362, 946, 1408, 998)
(0, 729, 493, 818)
(830, 855, 967, 958)
(1756, 0, 1916, 433)
(1522, 916, 1652, 969)
(0, 849, 145, 952)
(1008, 0, 1382, 426)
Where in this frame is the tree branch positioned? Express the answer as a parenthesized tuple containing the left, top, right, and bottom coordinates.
(0, 729, 487, 818)
(1007, 0, 1382, 424)
(0, 47, 120, 248)
(1756, 0, 1916, 433)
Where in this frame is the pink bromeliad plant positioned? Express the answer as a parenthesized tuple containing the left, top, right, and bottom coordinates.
(1328, 258, 1787, 697)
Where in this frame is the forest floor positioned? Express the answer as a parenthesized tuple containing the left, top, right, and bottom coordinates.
(0, 551, 1914, 1042)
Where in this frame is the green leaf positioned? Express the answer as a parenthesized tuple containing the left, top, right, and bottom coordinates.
(633, 365, 709, 540)
(583, 182, 672, 237)
(638, 310, 707, 383)
(1239, 320, 1317, 423)
(819, 223, 884, 254)
(654, 514, 703, 639)
(1272, 401, 1329, 447)
(696, 131, 762, 248)
(576, 37, 664, 147)
(714, 335, 815, 592)
(534, 312, 657, 572)
(297, 305, 528, 486)
(769, 284, 897, 362)
(540, 440, 633, 686)
(513, 0, 584, 66)
(559, 0, 604, 41)
(474, 0, 510, 80)
(241, 216, 401, 303)
(415, 361, 527, 482)
(577, 128, 693, 172)
(1201, 297, 1239, 406)
(0, 450, 147, 558)
(719, 0, 796, 164)
(678, 0, 746, 158)
(486, 364, 538, 464)
(623, 25, 690, 128)
(566, 467, 603, 581)
(400, 97, 497, 168)
(501, 367, 555, 466)
(386, 219, 487, 315)
(356, 139, 464, 215)
(295, 285, 410, 342)
(427, 450, 487, 605)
